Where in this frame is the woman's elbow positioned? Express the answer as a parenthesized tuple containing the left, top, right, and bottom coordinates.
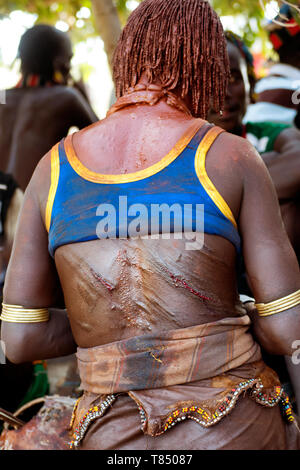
(251, 318, 299, 356)
(260, 341, 293, 357)
(4, 347, 28, 365)
(257, 329, 299, 357)
(0, 323, 35, 364)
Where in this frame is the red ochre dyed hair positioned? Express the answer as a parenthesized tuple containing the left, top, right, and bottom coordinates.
(113, 0, 230, 118)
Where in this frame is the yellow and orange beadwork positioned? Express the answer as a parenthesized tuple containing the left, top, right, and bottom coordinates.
(68, 379, 295, 449)
(161, 379, 285, 433)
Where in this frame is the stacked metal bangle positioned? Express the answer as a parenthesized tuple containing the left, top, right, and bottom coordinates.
(0, 303, 49, 323)
(255, 289, 300, 317)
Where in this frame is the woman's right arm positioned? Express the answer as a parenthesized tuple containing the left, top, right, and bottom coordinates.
(238, 139, 300, 356)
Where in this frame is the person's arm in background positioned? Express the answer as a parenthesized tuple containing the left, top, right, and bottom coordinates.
(66, 87, 99, 130)
(3, 187, 24, 266)
(0, 182, 24, 298)
(261, 127, 300, 201)
(72, 78, 95, 109)
(0, 152, 77, 364)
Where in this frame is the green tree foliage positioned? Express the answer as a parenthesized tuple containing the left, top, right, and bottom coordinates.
(0, 1, 298, 28)
(0, 1, 94, 44)
(212, 0, 265, 46)
(0, 1, 298, 51)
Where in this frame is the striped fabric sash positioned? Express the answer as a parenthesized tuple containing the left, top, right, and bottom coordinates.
(76, 315, 261, 394)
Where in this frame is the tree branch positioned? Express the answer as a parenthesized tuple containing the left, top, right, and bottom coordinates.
(91, 0, 122, 73)
(259, 0, 300, 27)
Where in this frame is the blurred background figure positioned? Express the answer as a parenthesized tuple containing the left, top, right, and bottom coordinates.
(0, 23, 98, 424)
(244, 3, 300, 129)
(208, 30, 300, 414)
(0, 172, 23, 295)
(0, 24, 99, 191)
(208, 30, 300, 271)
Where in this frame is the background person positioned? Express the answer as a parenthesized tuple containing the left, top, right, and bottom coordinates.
(0, 24, 98, 191)
(244, 3, 300, 129)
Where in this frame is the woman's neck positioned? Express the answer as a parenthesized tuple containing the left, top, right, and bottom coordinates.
(108, 80, 192, 118)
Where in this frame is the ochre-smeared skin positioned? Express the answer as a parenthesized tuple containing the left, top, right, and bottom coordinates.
(2, 84, 300, 363)
(54, 235, 240, 348)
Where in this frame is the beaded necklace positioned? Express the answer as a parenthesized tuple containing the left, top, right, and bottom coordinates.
(15, 72, 65, 89)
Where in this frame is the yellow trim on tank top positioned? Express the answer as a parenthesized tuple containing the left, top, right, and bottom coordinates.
(194, 126, 238, 229)
(45, 143, 60, 233)
(64, 120, 204, 184)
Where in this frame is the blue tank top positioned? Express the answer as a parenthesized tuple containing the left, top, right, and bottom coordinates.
(45, 121, 241, 257)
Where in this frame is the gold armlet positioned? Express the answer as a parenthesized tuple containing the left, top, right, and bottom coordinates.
(0, 303, 49, 323)
(255, 289, 300, 317)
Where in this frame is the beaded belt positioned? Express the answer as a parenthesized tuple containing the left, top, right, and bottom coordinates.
(69, 378, 294, 449)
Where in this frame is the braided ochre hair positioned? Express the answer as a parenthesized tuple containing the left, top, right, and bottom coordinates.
(113, 0, 230, 118)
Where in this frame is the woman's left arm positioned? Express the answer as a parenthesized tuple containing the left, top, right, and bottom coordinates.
(0, 152, 77, 364)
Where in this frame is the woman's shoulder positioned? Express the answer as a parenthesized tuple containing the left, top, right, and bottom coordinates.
(210, 128, 265, 174)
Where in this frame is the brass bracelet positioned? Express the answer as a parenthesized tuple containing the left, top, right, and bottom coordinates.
(255, 289, 300, 317)
(0, 303, 49, 323)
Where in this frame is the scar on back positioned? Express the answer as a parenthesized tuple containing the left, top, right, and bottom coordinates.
(90, 267, 114, 292)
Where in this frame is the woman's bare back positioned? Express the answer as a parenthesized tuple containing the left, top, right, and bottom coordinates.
(55, 234, 240, 347)
(46, 101, 245, 347)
